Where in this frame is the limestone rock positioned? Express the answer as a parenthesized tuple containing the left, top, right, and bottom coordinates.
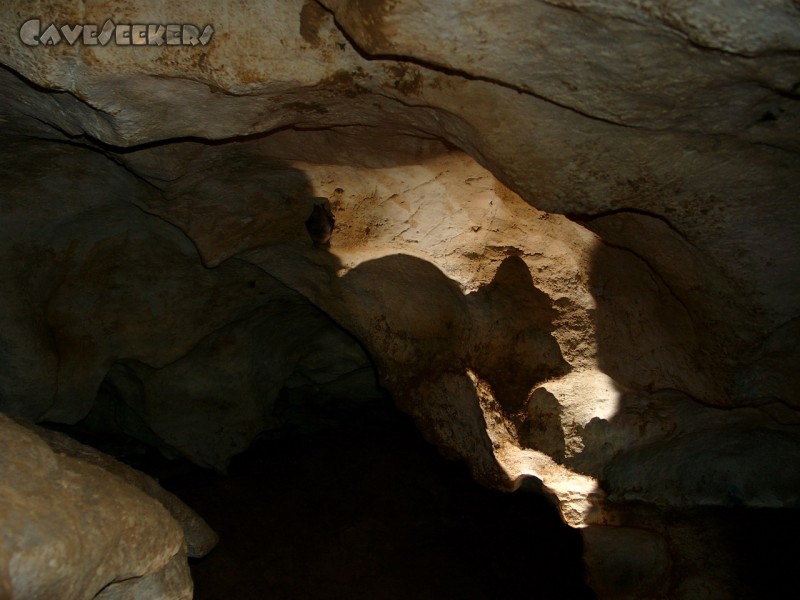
(94, 552, 192, 600)
(112, 296, 384, 471)
(582, 525, 672, 600)
(0, 128, 796, 531)
(0, 1, 798, 598)
(21, 421, 219, 558)
(604, 427, 800, 508)
(0, 413, 192, 600)
(0, 0, 797, 330)
(319, 0, 800, 132)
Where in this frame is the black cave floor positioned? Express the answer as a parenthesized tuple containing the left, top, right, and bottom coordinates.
(132, 408, 596, 600)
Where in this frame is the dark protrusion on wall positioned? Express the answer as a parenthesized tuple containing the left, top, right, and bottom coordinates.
(305, 200, 336, 249)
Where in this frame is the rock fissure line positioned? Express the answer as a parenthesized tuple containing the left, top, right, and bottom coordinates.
(318, 3, 648, 132)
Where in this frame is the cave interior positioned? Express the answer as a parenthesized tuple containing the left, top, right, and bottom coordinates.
(1, 2, 800, 599)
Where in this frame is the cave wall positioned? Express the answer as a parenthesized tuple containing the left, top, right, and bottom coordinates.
(1, 1, 799, 598)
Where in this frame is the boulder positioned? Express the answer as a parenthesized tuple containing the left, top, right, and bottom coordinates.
(0, 414, 193, 599)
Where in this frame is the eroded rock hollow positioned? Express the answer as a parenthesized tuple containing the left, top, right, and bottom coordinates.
(1, 1, 799, 598)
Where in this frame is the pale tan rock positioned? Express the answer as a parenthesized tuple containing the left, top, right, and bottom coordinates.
(0, 0, 796, 331)
(0, 414, 191, 600)
(22, 421, 218, 558)
(320, 0, 800, 131)
(0, 2, 798, 598)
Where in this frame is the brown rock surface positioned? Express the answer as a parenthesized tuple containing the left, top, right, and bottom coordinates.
(22, 420, 219, 559)
(0, 1, 798, 598)
(0, 413, 192, 599)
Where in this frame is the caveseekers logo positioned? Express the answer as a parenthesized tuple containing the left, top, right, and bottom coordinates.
(20, 19, 214, 46)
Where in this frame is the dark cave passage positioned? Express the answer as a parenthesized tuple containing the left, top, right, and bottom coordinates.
(122, 405, 595, 600)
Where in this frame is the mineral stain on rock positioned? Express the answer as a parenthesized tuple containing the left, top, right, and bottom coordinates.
(299, 1, 329, 47)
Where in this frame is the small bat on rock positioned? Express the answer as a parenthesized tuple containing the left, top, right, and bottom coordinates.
(305, 201, 336, 249)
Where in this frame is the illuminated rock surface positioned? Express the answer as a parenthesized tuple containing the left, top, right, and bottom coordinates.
(1, 1, 799, 598)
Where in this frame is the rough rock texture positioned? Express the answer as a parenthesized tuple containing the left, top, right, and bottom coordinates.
(20, 420, 219, 558)
(0, 1, 799, 598)
(0, 413, 193, 599)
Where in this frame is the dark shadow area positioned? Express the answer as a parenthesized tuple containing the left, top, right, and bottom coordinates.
(661, 506, 800, 599)
(129, 407, 594, 600)
(576, 212, 800, 597)
(722, 507, 800, 597)
(465, 255, 571, 416)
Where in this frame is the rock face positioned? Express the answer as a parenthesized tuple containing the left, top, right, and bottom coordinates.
(0, 1, 798, 598)
(22, 421, 219, 559)
(0, 414, 203, 599)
